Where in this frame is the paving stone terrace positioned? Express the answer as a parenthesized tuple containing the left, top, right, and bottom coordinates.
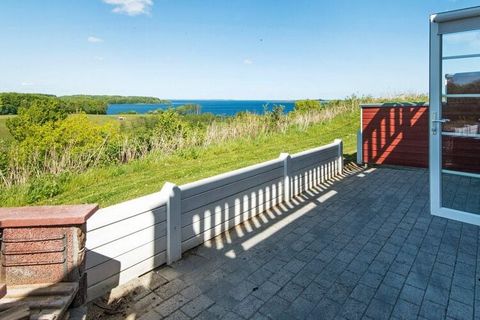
(91, 165, 480, 320)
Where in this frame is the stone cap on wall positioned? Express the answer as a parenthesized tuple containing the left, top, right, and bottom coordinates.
(0, 204, 99, 228)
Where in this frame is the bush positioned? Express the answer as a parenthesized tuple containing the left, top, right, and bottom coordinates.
(4, 112, 121, 185)
(6, 98, 67, 141)
(153, 109, 193, 140)
(294, 100, 323, 112)
(264, 104, 286, 131)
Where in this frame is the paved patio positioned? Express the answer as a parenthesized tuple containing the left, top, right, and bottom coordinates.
(92, 165, 480, 320)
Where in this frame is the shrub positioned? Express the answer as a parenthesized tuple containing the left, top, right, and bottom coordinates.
(153, 109, 193, 140)
(264, 104, 287, 131)
(294, 99, 323, 112)
(4, 113, 121, 184)
(6, 98, 67, 141)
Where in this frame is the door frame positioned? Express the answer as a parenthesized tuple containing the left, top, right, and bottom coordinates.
(429, 7, 480, 225)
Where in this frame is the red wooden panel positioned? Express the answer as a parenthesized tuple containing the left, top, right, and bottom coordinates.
(362, 105, 480, 171)
(362, 106, 429, 168)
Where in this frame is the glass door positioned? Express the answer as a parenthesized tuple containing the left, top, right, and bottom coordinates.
(430, 12, 480, 225)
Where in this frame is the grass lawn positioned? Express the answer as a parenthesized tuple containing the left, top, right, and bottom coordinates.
(0, 109, 360, 208)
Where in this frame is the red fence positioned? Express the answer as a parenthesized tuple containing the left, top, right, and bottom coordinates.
(361, 104, 429, 167)
(361, 103, 480, 172)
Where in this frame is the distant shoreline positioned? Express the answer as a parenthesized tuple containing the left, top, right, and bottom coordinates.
(107, 100, 300, 115)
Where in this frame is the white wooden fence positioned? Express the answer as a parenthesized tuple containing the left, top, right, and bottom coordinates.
(85, 139, 343, 300)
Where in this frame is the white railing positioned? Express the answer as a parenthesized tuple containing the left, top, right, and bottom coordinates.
(85, 139, 343, 300)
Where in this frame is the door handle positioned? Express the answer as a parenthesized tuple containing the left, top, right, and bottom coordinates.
(431, 112, 450, 135)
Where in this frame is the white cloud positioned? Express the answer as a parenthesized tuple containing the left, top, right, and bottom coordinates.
(243, 59, 253, 65)
(94, 56, 105, 61)
(88, 36, 103, 43)
(102, 0, 153, 16)
(21, 82, 34, 86)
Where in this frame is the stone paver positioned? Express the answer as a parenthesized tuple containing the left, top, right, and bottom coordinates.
(111, 166, 480, 319)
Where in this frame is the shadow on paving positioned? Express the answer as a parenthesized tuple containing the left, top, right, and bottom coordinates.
(89, 164, 480, 320)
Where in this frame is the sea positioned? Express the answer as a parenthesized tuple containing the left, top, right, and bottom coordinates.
(107, 100, 296, 116)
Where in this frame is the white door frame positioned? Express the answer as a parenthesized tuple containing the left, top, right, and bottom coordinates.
(429, 7, 480, 225)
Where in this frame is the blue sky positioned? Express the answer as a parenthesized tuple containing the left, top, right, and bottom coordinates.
(0, 0, 479, 100)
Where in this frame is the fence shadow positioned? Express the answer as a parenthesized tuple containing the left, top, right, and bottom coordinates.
(87, 161, 367, 319)
(361, 104, 428, 168)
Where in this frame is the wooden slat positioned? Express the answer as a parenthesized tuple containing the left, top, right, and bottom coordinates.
(86, 236, 167, 286)
(362, 140, 428, 148)
(365, 155, 428, 167)
(180, 158, 283, 198)
(181, 177, 282, 225)
(290, 144, 337, 160)
(30, 309, 62, 320)
(181, 167, 283, 212)
(182, 193, 283, 242)
(181, 201, 283, 252)
(87, 251, 166, 302)
(291, 149, 338, 172)
(363, 115, 429, 122)
(362, 126, 429, 133)
(0, 306, 30, 320)
(363, 145, 429, 155)
(0, 296, 70, 310)
(294, 155, 336, 173)
(86, 207, 166, 250)
(86, 221, 167, 269)
(292, 154, 337, 174)
(291, 162, 337, 196)
(362, 112, 427, 120)
(0, 283, 78, 320)
(290, 141, 339, 159)
(2, 283, 77, 299)
(87, 193, 167, 231)
(293, 158, 336, 178)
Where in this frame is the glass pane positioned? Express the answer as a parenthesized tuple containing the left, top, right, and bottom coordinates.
(440, 31, 480, 215)
(442, 67, 480, 137)
(442, 173, 480, 214)
(442, 59, 480, 96)
(443, 30, 480, 58)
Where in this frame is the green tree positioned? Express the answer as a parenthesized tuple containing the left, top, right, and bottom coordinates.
(294, 99, 323, 112)
(6, 98, 67, 141)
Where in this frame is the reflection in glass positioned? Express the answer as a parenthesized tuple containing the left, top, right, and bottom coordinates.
(442, 59, 480, 95)
(442, 173, 480, 214)
(439, 21, 480, 216)
(443, 30, 480, 58)
(442, 71, 480, 137)
(441, 70, 480, 175)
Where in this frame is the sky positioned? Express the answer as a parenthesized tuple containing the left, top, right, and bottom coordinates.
(0, 0, 479, 100)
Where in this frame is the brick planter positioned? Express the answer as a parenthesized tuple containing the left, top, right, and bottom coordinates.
(0, 204, 98, 306)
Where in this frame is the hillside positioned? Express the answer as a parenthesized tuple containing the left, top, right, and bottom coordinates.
(0, 108, 360, 207)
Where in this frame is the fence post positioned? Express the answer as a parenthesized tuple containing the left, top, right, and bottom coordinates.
(356, 130, 363, 165)
(162, 182, 182, 265)
(279, 153, 292, 202)
(334, 139, 343, 175)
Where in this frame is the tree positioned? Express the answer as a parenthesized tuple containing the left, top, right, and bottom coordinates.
(294, 100, 323, 112)
(6, 98, 67, 141)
